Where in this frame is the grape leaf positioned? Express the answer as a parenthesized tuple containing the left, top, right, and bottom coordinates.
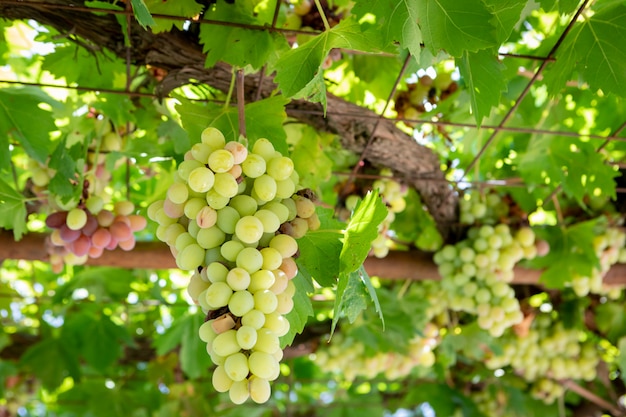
(144, 0, 204, 33)
(52, 267, 134, 302)
(483, 0, 533, 43)
(518, 136, 618, 206)
(297, 230, 341, 287)
(289, 125, 334, 190)
(457, 49, 507, 127)
(617, 337, 626, 386)
(417, 0, 498, 57)
(531, 221, 600, 288)
(19, 338, 81, 391)
(596, 302, 626, 343)
(280, 272, 314, 347)
(351, 0, 422, 59)
(157, 119, 190, 155)
(274, 19, 384, 108)
(0, 361, 17, 399)
(545, 3, 626, 98)
(199, 2, 287, 69)
(48, 140, 84, 201)
(0, 87, 56, 164)
(130, 0, 155, 29)
(0, 177, 27, 241)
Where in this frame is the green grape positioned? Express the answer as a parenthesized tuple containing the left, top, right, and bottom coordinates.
(249, 376, 271, 404)
(212, 329, 240, 357)
(227, 267, 251, 291)
(205, 262, 229, 283)
(253, 174, 277, 202)
(242, 309, 266, 329)
(252, 139, 275, 161)
(214, 172, 239, 198)
(201, 126, 226, 149)
(206, 188, 230, 209)
(236, 325, 258, 350)
(221, 240, 245, 262)
(269, 234, 298, 258)
(254, 209, 280, 234)
(260, 247, 283, 271)
(281, 197, 297, 221)
(269, 270, 289, 294)
(176, 243, 205, 270)
(85, 195, 104, 214)
(190, 143, 212, 164)
(253, 289, 278, 314)
(264, 311, 289, 336)
(276, 292, 294, 314)
(228, 380, 250, 404)
(229, 290, 255, 316)
(235, 216, 265, 244)
(184, 197, 207, 219)
(178, 160, 204, 181)
(275, 178, 296, 199)
(262, 201, 289, 224)
(196, 226, 226, 249)
(147, 200, 164, 221)
(199, 320, 218, 343)
(266, 156, 294, 181)
(230, 195, 258, 217)
(188, 166, 215, 193)
(516, 227, 535, 247)
(224, 352, 249, 381)
(242, 153, 267, 178)
(167, 182, 190, 205)
(188, 271, 210, 300)
(187, 219, 200, 238)
(205, 281, 233, 308)
(209, 149, 235, 173)
(175, 232, 195, 251)
(248, 269, 276, 292)
(236, 247, 264, 273)
(216, 206, 241, 234)
(66, 208, 88, 230)
(248, 351, 279, 379)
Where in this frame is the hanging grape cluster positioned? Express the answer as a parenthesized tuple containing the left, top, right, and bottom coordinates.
(314, 323, 439, 381)
(433, 191, 542, 336)
(148, 127, 319, 404)
(486, 314, 599, 404)
(394, 72, 459, 125)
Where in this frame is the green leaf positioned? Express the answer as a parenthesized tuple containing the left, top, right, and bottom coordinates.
(157, 119, 190, 155)
(0, 361, 17, 399)
(545, 4, 626, 98)
(20, 338, 81, 391)
(417, 0, 498, 57)
(144, 0, 204, 33)
(518, 136, 618, 205)
(351, 0, 422, 59)
(280, 272, 314, 347)
(274, 19, 384, 108)
(0, 177, 27, 241)
(531, 221, 600, 288)
(130, 0, 155, 29)
(289, 125, 334, 190)
(596, 302, 626, 343)
(48, 140, 84, 201)
(457, 49, 507, 127)
(199, 2, 287, 69)
(53, 267, 134, 302)
(339, 190, 388, 274)
(617, 337, 626, 386)
(483, 0, 534, 43)
(0, 87, 56, 164)
(297, 230, 342, 287)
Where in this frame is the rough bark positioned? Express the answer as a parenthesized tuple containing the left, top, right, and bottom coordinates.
(0, 0, 457, 237)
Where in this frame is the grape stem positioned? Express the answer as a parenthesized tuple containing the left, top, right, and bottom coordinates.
(236, 69, 246, 138)
(224, 69, 236, 111)
(313, 0, 331, 31)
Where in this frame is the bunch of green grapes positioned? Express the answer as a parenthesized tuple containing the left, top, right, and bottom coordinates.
(569, 226, 626, 298)
(434, 221, 539, 336)
(314, 323, 439, 381)
(458, 191, 509, 225)
(345, 169, 407, 258)
(470, 388, 517, 417)
(485, 314, 599, 404)
(45, 198, 146, 272)
(148, 127, 319, 404)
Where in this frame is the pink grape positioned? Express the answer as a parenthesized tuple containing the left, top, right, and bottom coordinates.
(88, 245, 104, 258)
(91, 228, 112, 248)
(163, 198, 185, 219)
(128, 215, 147, 232)
(118, 237, 136, 251)
(110, 221, 132, 241)
(71, 235, 92, 257)
(46, 211, 67, 229)
(59, 225, 81, 243)
(97, 210, 115, 227)
(82, 214, 99, 236)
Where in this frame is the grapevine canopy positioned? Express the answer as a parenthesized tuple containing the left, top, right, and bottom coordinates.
(2, 0, 626, 416)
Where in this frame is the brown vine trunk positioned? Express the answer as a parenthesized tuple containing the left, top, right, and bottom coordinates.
(0, 0, 457, 238)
